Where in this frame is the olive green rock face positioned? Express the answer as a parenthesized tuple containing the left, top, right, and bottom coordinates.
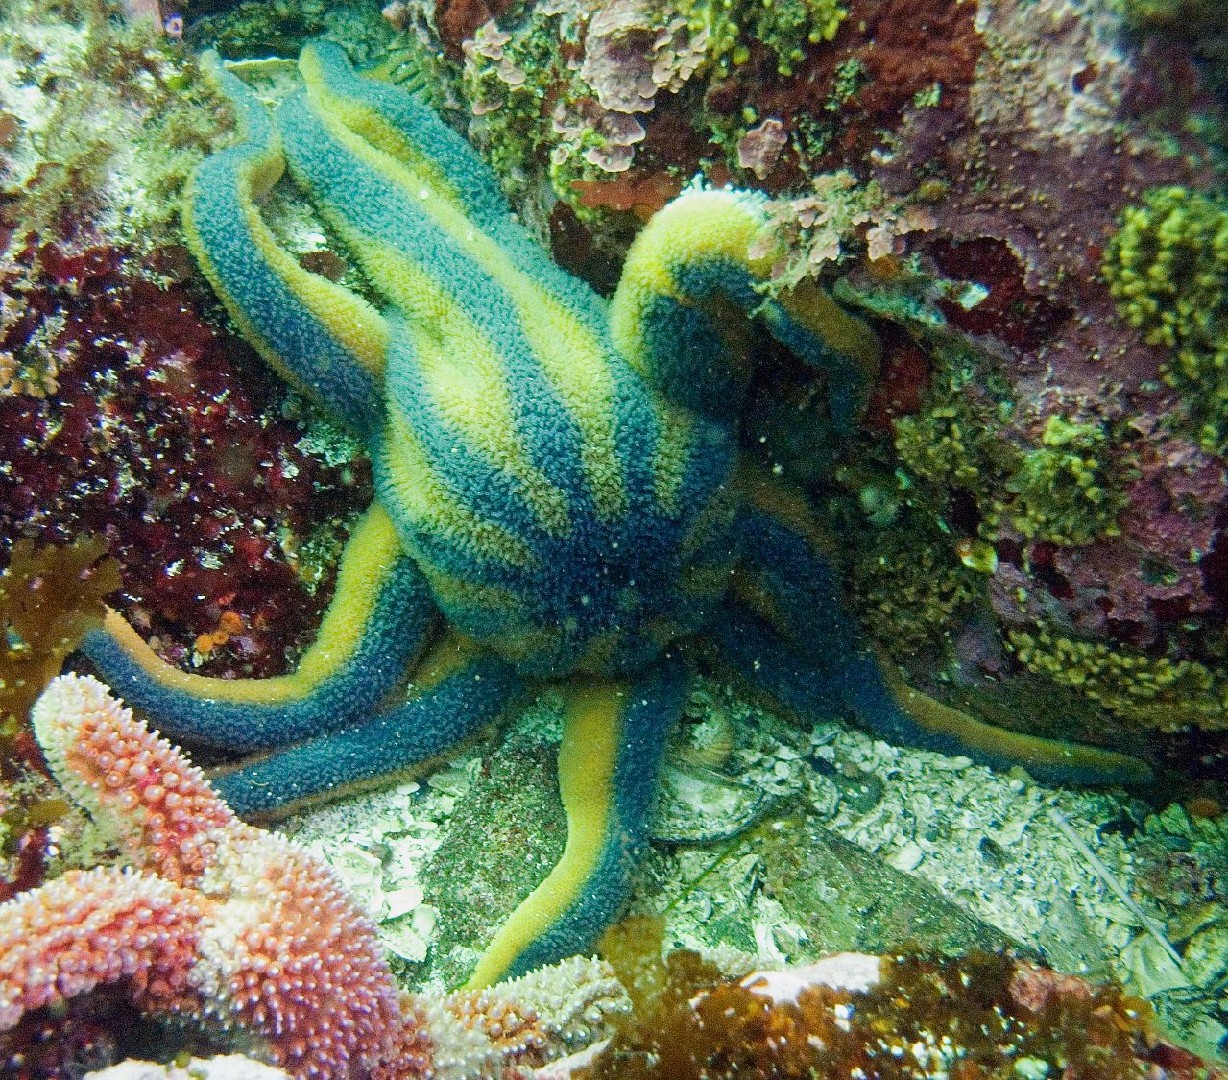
(761, 813, 1024, 958)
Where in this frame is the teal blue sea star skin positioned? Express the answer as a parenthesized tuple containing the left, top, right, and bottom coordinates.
(82, 41, 1152, 988)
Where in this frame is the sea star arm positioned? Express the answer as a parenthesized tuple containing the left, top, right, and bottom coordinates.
(720, 473, 1154, 786)
(0, 867, 206, 1029)
(212, 632, 523, 818)
(12, 673, 409, 1078)
(274, 42, 631, 533)
(467, 658, 688, 988)
(80, 504, 437, 752)
(296, 40, 590, 310)
(609, 188, 881, 430)
(272, 80, 604, 559)
(183, 52, 389, 438)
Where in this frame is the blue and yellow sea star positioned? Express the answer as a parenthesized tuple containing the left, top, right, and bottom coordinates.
(83, 41, 1150, 988)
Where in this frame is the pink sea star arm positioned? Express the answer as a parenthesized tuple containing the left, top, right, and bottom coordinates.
(24, 674, 409, 1079)
(193, 825, 407, 1077)
(32, 671, 234, 887)
(0, 866, 204, 1029)
(6, 674, 626, 1077)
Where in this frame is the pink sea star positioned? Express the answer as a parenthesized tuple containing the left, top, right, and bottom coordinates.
(0, 673, 412, 1079)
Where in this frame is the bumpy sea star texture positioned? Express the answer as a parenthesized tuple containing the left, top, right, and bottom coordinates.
(417, 0, 1228, 749)
(4, 673, 407, 1079)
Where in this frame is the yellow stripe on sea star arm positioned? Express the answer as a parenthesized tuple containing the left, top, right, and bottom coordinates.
(609, 187, 881, 432)
(79, 506, 437, 751)
(96, 506, 406, 705)
(467, 662, 686, 987)
(364, 240, 575, 536)
(377, 408, 538, 570)
(290, 82, 630, 522)
(183, 54, 389, 433)
(298, 40, 474, 219)
(610, 188, 767, 368)
(466, 681, 620, 988)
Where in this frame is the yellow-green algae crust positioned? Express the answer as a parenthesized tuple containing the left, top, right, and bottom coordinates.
(1008, 626, 1228, 733)
(679, 0, 848, 78)
(1102, 185, 1228, 454)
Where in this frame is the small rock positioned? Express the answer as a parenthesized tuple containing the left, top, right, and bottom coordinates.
(890, 841, 924, 873)
(1119, 933, 1190, 998)
(382, 884, 424, 921)
(1014, 1056, 1050, 1080)
(930, 756, 973, 772)
(838, 771, 884, 814)
(382, 904, 438, 962)
(1157, 804, 1194, 840)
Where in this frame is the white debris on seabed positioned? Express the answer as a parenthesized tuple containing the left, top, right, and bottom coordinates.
(817, 726, 1135, 965)
(280, 760, 482, 966)
(743, 952, 884, 1003)
(278, 677, 1227, 1057)
(647, 679, 1228, 1056)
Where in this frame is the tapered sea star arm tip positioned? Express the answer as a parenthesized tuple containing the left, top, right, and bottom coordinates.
(467, 661, 688, 988)
(610, 188, 879, 428)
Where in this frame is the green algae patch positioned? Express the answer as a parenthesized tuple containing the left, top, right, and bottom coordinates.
(680, 0, 848, 78)
(1103, 186, 1228, 454)
(850, 527, 983, 661)
(1008, 627, 1228, 733)
(1004, 416, 1134, 546)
